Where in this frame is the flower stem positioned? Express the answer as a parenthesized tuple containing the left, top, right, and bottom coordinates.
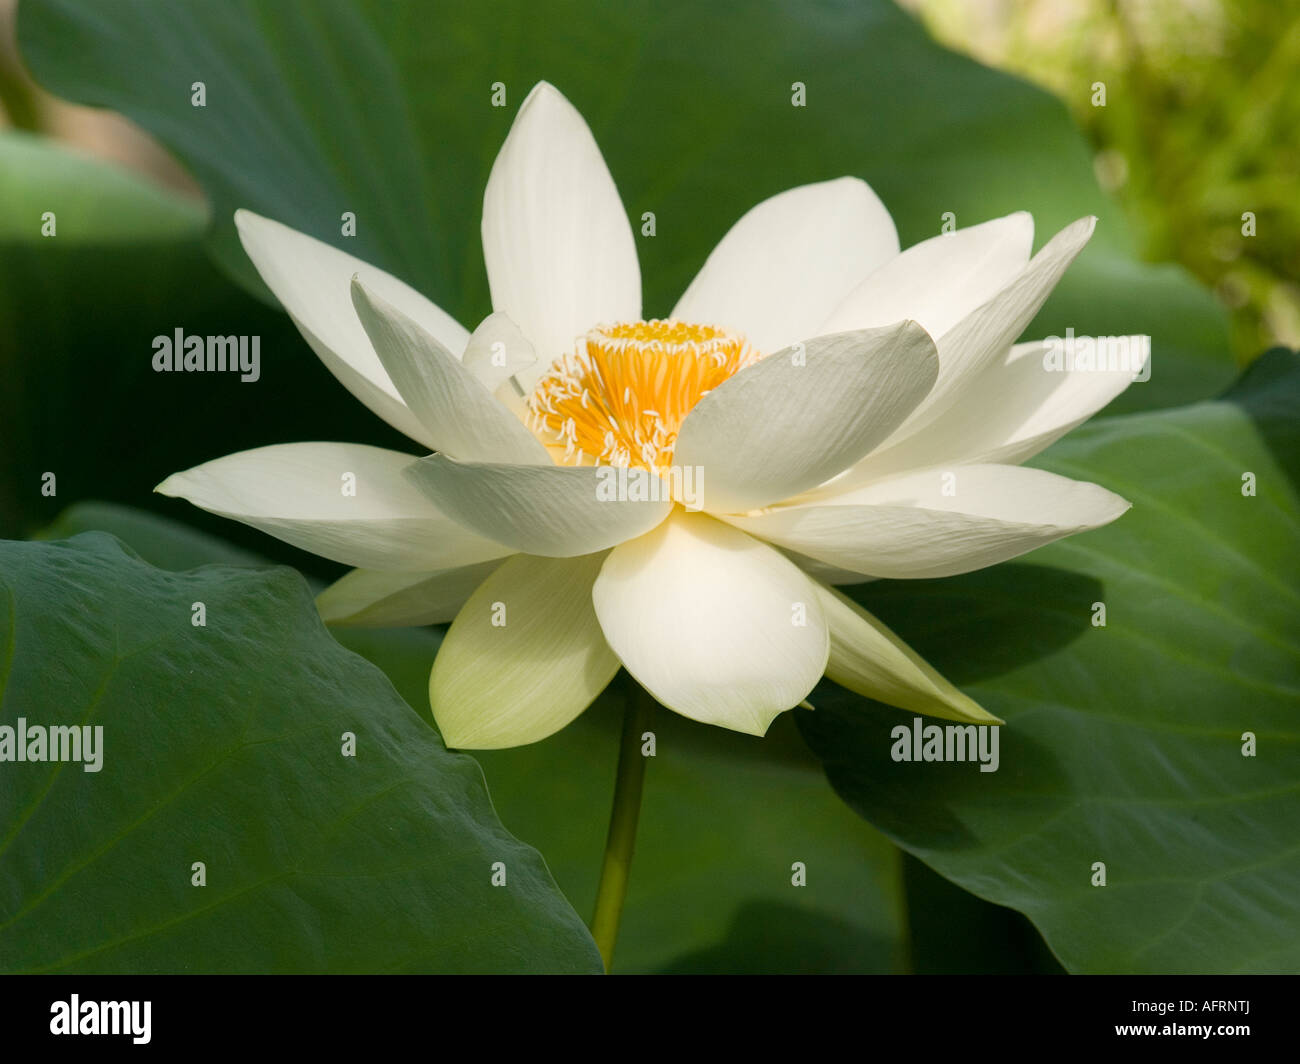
(590, 674, 653, 972)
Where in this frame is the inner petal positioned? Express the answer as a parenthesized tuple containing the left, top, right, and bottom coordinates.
(527, 319, 759, 470)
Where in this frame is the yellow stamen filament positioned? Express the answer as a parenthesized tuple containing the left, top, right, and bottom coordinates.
(528, 319, 758, 470)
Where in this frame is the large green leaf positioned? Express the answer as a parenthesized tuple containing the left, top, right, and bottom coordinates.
(0, 533, 601, 973)
(34, 503, 455, 715)
(798, 350, 1300, 974)
(19, 0, 1232, 413)
(34, 504, 914, 973)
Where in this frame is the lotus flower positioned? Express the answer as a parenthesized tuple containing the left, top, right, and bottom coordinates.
(158, 82, 1140, 748)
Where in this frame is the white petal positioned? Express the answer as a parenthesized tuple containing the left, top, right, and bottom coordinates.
(725, 463, 1130, 579)
(404, 456, 671, 557)
(972, 336, 1146, 464)
(316, 559, 506, 627)
(674, 321, 938, 513)
(834, 335, 1143, 484)
(235, 210, 468, 448)
(671, 178, 898, 354)
(814, 584, 1001, 724)
(818, 212, 1033, 339)
(156, 442, 512, 571)
(481, 82, 640, 389)
(881, 216, 1097, 452)
(431, 553, 620, 749)
(592, 512, 829, 735)
(350, 279, 550, 465)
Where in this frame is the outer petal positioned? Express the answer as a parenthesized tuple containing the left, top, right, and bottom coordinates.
(674, 321, 938, 513)
(316, 559, 506, 627)
(725, 464, 1130, 579)
(481, 82, 640, 389)
(156, 442, 512, 571)
(671, 178, 898, 355)
(404, 456, 671, 557)
(832, 335, 1143, 485)
(431, 553, 620, 749)
(592, 512, 829, 735)
(879, 216, 1097, 453)
(350, 279, 550, 465)
(814, 584, 1001, 724)
(817, 212, 1034, 340)
(235, 209, 468, 448)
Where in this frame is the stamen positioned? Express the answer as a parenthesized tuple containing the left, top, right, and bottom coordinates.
(528, 319, 758, 469)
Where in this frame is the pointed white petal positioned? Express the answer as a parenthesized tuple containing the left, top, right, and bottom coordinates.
(725, 463, 1130, 579)
(482, 82, 640, 389)
(350, 279, 551, 465)
(880, 216, 1097, 453)
(834, 335, 1143, 484)
(316, 559, 506, 627)
(815, 584, 1001, 724)
(674, 321, 938, 512)
(234, 210, 468, 448)
(592, 512, 829, 735)
(671, 178, 898, 354)
(156, 442, 512, 571)
(818, 212, 1034, 339)
(431, 553, 620, 749)
(404, 456, 671, 557)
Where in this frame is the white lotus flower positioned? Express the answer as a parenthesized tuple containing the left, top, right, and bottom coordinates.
(158, 81, 1139, 749)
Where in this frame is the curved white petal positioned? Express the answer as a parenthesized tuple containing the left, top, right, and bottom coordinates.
(592, 512, 829, 735)
(818, 212, 1034, 339)
(725, 463, 1130, 579)
(671, 177, 898, 354)
(431, 553, 620, 749)
(674, 321, 938, 513)
(350, 280, 550, 465)
(832, 335, 1142, 485)
(316, 559, 506, 627)
(156, 442, 512, 571)
(814, 584, 1001, 724)
(404, 456, 671, 557)
(234, 210, 468, 448)
(482, 82, 640, 389)
(879, 216, 1097, 455)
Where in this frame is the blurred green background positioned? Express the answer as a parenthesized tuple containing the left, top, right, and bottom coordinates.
(903, 0, 1300, 363)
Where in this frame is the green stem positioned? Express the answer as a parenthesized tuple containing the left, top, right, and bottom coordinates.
(590, 675, 653, 972)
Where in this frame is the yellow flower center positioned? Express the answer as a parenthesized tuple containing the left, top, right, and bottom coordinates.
(527, 319, 759, 470)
